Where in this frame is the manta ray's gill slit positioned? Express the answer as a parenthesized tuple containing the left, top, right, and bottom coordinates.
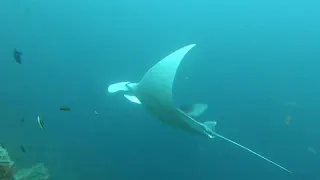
(211, 131, 292, 173)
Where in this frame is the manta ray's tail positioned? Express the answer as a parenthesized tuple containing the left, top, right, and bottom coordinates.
(211, 131, 292, 173)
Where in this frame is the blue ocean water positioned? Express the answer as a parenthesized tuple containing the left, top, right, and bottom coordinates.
(0, 0, 319, 179)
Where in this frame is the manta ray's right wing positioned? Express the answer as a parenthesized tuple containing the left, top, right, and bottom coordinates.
(180, 103, 208, 118)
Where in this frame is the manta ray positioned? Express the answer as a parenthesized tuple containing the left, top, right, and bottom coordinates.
(107, 44, 291, 173)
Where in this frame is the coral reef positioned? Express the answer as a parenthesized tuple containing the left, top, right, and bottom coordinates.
(0, 146, 50, 180)
(15, 163, 50, 180)
(0, 146, 14, 180)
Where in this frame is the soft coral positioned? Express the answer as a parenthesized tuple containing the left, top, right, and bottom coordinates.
(0, 147, 14, 180)
(0, 164, 14, 180)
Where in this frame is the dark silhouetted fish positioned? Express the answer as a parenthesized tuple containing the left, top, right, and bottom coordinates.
(20, 145, 26, 153)
(14, 48, 22, 64)
(60, 106, 71, 111)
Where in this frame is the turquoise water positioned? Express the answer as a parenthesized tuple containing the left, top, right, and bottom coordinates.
(0, 0, 319, 179)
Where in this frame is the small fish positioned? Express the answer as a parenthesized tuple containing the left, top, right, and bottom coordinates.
(60, 106, 71, 111)
(308, 146, 317, 154)
(20, 145, 26, 153)
(94, 110, 99, 115)
(0, 143, 5, 148)
(20, 117, 25, 123)
(13, 48, 23, 64)
(284, 115, 292, 125)
(37, 116, 44, 129)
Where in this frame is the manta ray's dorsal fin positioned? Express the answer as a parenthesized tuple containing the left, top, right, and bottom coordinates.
(135, 44, 196, 104)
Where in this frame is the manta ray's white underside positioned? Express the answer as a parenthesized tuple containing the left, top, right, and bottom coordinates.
(107, 44, 292, 174)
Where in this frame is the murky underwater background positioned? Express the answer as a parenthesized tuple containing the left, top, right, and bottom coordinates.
(0, 0, 320, 179)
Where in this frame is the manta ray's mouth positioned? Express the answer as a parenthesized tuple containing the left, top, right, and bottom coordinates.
(125, 82, 132, 89)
